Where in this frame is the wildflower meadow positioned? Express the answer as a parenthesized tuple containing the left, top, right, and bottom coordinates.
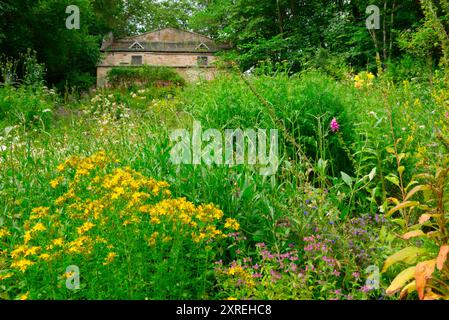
(1, 0, 449, 303)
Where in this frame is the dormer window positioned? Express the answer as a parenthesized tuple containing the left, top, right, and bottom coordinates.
(195, 42, 210, 52)
(129, 41, 144, 50)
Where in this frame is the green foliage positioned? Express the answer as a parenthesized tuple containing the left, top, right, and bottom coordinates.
(301, 48, 351, 80)
(181, 71, 356, 176)
(0, 86, 56, 130)
(0, 152, 236, 299)
(382, 83, 449, 300)
(191, 0, 421, 74)
(0, 70, 445, 300)
(107, 66, 186, 88)
(383, 56, 430, 83)
(0, 51, 56, 129)
(0, 0, 204, 90)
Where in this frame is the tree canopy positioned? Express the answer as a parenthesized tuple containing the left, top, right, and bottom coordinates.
(1, 0, 448, 88)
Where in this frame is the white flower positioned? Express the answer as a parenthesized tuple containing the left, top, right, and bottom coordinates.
(0, 145, 6, 152)
(4, 126, 14, 136)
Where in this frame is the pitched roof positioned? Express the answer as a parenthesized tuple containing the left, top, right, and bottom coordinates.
(101, 28, 230, 53)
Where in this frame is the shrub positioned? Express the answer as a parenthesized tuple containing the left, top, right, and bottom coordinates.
(0, 86, 56, 129)
(107, 66, 186, 88)
(382, 87, 449, 300)
(0, 151, 239, 299)
(0, 50, 56, 130)
(181, 71, 358, 176)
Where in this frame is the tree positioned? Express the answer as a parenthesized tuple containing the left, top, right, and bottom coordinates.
(190, 0, 422, 73)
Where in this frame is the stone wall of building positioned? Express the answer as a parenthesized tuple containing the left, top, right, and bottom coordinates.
(98, 52, 217, 68)
(96, 52, 219, 87)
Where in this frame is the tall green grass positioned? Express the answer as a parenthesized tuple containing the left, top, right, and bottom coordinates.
(0, 69, 442, 299)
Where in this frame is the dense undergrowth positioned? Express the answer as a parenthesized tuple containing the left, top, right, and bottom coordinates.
(0, 59, 448, 300)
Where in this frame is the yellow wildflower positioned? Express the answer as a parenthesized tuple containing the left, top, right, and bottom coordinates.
(31, 222, 46, 233)
(38, 253, 51, 261)
(0, 273, 13, 281)
(24, 246, 41, 257)
(29, 207, 50, 220)
(77, 221, 95, 235)
(18, 291, 29, 300)
(11, 259, 35, 272)
(206, 225, 223, 238)
(11, 245, 27, 258)
(55, 196, 66, 206)
(150, 216, 161, 225)
(77, 168, 89, 176)
(50, 178, 61, 189)
(192, 232, 207, 243)
(224, 218, 240, 231)
(111, 187, 125, 200)
(0, 227, 11, 238)
(95, 236, 108, 244)
(67, 236, 92, 254)
(52, 238, 64, 247)
(148, 232, 159, 247)
(24, 231, 32, 244)
(103, 252, 117, 266)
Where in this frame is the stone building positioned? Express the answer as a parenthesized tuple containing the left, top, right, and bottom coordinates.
(96, 28, 228, 87)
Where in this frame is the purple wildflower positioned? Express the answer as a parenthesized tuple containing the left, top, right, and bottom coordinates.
(360, 285, 373, 293)
(332, 269, 341, 277)
(333, 289, 342, 295)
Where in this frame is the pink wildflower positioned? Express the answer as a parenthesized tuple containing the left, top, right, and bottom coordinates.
(330, 118, 340, 133)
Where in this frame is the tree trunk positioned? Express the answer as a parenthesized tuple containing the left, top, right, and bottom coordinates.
(276, 0, 284, 35)
(383, 0, 388, 63)
(369, 29, 383, 74)
(389, 0, 396, 62)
